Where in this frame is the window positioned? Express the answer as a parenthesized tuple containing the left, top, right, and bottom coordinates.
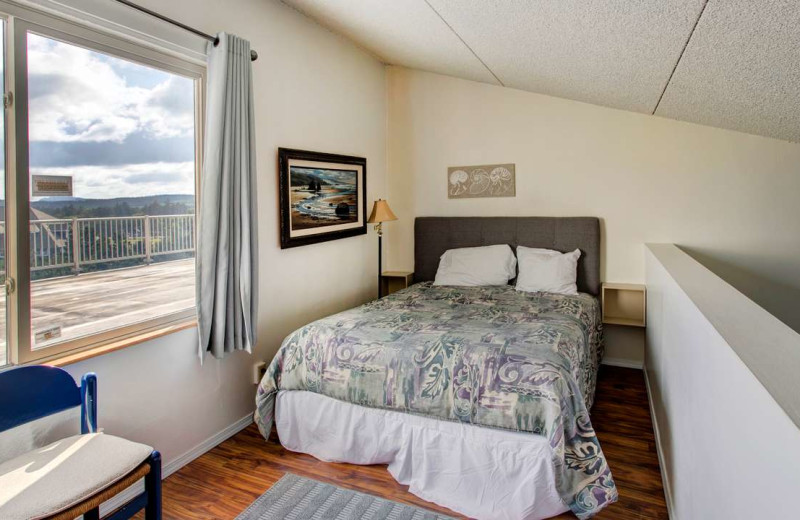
(0, 8, 204, 366)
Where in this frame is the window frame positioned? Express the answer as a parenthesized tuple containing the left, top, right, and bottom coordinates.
(0, 5, 205, 365)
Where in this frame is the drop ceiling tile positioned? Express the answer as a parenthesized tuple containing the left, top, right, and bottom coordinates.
(426, 0, 706, 113)
(655, 1, 800, 143)
(282, 0, 499, 85)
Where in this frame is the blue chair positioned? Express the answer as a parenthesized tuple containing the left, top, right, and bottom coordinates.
(0, 366, 161, 520)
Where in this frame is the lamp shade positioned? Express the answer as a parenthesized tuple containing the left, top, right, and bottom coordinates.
(367, 199, 398, 224)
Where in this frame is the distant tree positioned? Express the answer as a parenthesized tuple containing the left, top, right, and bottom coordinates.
(114, 201, 133, 216)
(56, 204, 77, 218)
(93, 206, 112, 217)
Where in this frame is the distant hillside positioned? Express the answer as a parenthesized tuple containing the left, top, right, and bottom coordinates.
(35, 194, 193, 209)
(37, 196, 87, 202)
(0, 194, 195, 219)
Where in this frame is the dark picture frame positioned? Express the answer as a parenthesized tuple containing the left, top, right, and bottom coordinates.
(278, 148, 367, 249)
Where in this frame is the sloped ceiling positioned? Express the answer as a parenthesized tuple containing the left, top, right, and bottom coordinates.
(654, 1, 800, 142)
(282, 0, 800, 143)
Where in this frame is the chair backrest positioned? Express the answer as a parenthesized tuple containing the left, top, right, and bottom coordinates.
(0, 366, 96, 434)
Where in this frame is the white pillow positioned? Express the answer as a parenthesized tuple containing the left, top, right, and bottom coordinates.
(515, 246, 581, 295)
(433, 244, 516, 286)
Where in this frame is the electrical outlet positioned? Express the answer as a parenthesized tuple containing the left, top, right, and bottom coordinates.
(253, 361, 267, 385)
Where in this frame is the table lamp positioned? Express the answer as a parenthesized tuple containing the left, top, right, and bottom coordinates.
(366, 199, 398, 297)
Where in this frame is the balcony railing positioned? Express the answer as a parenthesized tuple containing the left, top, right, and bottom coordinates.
(28, 214, 195, 273)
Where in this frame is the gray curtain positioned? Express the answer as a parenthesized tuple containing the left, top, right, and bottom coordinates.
(197, 33, 258, 360)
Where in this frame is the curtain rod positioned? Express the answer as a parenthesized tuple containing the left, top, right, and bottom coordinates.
(114, 0, 258, 61)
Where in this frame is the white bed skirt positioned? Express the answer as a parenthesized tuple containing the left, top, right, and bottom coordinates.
(275, 391, 569, 520)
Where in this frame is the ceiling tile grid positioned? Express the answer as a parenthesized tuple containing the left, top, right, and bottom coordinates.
(426, 0, 707, 113)
(282, 0, 800, 142)
(655, 0, 800, 142)
(282, 0, 499, 84)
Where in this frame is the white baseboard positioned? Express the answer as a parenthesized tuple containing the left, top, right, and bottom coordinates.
(643, 368, 676, 519)
(161, 413, 254, 478)
(601, 357, 644, 369)
(99, 412, 254, 515)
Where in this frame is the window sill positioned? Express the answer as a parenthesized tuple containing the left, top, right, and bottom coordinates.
(44, 319, 197, 367)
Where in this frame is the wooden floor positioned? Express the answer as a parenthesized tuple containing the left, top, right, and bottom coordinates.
(137, 365, 668, 519)
(0, 259, 194, 364)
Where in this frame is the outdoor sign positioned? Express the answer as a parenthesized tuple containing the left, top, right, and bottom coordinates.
(35, 325, 62, 344)
(32, 175, 73, 197)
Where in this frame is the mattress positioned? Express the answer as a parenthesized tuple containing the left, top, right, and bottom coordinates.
(256, 283, 617, 518)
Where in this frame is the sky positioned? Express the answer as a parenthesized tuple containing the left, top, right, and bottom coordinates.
(22, 32, 196, 200)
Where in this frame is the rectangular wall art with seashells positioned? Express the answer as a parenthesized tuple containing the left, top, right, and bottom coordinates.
(447, 164, 516, 199)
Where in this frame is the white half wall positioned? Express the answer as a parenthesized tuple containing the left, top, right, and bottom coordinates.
(385, 67, 800, 346)
(58, 0, 387, 471)
(645, 244, 800, 519)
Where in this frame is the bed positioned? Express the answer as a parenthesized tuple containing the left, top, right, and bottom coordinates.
(255, 217, 618, 519)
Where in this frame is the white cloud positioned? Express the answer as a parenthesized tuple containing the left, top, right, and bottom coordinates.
(141, 77, 196, 139)
(27, 34, 195, 143)
(31, 162, 195, 199)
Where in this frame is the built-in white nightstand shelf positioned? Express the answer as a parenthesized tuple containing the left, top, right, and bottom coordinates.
(602, 283, 646, 327)
(381, 271, 414, 297)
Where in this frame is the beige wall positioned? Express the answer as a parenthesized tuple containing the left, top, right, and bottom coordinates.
(61, 0, 386, 470)
(385, 67, 800, 336)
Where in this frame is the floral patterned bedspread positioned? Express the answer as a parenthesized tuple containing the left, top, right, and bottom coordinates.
(255, 283, 618, 518)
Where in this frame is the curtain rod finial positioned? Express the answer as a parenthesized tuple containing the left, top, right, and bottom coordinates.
(211, 35, 258, 61)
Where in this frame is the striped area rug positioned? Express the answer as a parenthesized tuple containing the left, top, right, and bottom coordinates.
(236, 473, 456, 520)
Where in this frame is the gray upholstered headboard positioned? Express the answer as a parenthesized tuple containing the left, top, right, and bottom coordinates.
(414, 217, 601, 296)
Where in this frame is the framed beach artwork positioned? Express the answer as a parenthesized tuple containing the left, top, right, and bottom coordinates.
(278, 148, 367, 248)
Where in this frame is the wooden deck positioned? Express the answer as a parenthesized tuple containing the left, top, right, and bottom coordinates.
(133, 366, 668, 520)
(0, 259, 194, 364)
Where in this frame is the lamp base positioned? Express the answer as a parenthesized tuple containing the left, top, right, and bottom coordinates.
(377, 233, 383, 299)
